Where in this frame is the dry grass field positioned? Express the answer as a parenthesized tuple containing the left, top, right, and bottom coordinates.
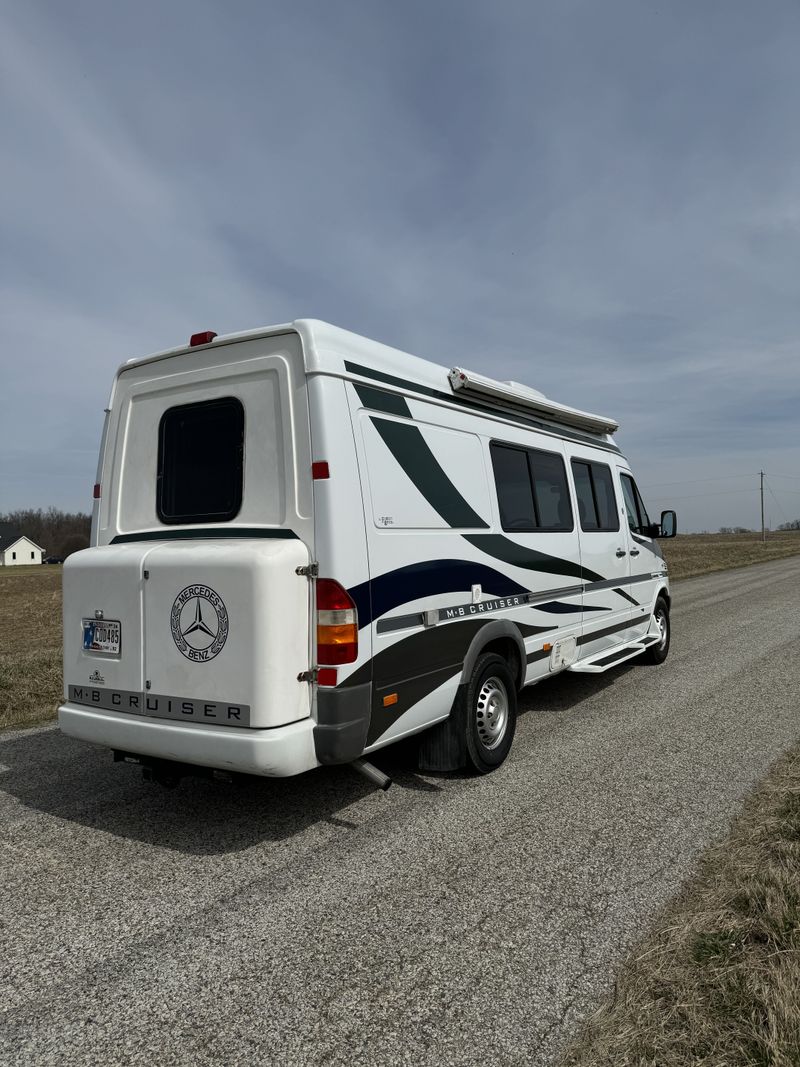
(0, 565, 63, 731)
(563, 742, 800, 1067)
(661, 530, 800, 580)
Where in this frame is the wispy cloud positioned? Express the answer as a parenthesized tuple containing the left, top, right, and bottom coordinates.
(2, 1, 799, 529)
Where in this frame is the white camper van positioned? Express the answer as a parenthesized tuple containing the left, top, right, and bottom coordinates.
(60, 321, 676, 787)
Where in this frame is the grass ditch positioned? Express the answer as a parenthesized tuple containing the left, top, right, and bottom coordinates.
(562, 743, 800, 1067)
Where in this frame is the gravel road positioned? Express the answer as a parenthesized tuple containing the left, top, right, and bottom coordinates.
(2, 558, 799, 1066)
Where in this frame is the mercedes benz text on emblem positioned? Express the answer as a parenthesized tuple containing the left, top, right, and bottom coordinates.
(171, 585, 229, 662)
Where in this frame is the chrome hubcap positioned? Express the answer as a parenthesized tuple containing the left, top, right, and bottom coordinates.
(476, 676, 509, 751)
(657, 610, 668, 649)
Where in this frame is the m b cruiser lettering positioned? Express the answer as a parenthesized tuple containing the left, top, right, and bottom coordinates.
(67, 685, 249, 726)
(442, 594, 527, 620)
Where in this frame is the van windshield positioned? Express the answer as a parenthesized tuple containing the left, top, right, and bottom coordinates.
(157, 397, 244, 524)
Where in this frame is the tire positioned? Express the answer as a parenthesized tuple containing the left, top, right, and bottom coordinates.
(462, 653, 517, 774)
(642, 597, 670, 665)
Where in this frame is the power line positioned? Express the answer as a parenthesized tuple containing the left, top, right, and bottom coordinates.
(765, 479, 791, 525)
(641, 474, 752, 488)
(646, 488, 757, 502)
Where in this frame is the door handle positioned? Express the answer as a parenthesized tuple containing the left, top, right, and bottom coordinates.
(630, 548, 640, 557)
(615, 548, 626, 557)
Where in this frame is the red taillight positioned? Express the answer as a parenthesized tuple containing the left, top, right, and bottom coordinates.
(316, 578, 358, 665)
(190, 331, 217, 347)
(317, 668, 338, 687)
(93, 483, 101, 499)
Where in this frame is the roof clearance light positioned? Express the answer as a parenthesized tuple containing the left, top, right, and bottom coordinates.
(93, 483, 102, 499)
(312, 461, 330, 480)
(189, 331, 218, 347)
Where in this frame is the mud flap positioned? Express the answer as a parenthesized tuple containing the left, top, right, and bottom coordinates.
(416, 681, 468, 772)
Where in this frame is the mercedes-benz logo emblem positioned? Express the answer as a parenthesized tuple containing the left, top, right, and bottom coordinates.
(171, 585, 229, 662)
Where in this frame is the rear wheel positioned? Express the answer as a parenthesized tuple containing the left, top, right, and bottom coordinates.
(463, 653, 517, 773)
(642, 597, 670, 664)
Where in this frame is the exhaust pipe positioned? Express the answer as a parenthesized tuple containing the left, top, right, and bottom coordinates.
(351, 758, 392, 791)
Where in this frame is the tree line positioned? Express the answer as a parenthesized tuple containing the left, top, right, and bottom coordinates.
(0, 508, 91, 559)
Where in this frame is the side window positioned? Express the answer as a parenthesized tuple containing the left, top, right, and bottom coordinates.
(528, 450, 573, 531)
(491, 443, 573, 532)
(620, 473, 651, 535)
(491, 445, 536, 530)
(571, 460, 620, 532)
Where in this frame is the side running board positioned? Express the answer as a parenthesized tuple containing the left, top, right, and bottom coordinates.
(569, 634, 660, 674)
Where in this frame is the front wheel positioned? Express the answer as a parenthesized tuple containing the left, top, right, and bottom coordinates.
(642, 597, 670, 665)
(463, 653, 517, 774)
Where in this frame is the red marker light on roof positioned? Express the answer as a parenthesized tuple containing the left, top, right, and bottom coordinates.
(189, 331, 217, 347)
(312, 461, 330, 480)
(93, 483, 102, 499)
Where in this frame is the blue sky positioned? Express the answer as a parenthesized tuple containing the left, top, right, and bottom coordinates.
(2, 0, 800, 531)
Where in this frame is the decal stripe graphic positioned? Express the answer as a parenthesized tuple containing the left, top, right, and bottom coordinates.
(370, 417, 490, 529)
(613, 588, 640, 606)
(344, 360, 622, 454)
(464, 533, 604, 583)
(577, 618, 637, 645)
(534, 602, 609, 614)
(354, 383, 412, 418)
(349, 560, 577, 629)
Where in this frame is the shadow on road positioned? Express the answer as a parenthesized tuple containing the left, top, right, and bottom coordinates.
(0, 726, 437, 856)
(0, 662, 638, 857)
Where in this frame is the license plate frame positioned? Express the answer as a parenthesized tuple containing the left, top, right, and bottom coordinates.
(82, 619, 122, 655)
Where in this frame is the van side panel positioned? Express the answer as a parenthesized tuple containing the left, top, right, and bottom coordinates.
(344, 380, 587, 750)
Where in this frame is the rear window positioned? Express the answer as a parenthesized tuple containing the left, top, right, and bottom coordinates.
(157, 397, 244, 524)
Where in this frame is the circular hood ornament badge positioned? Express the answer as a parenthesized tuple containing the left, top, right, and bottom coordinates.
(171, 585, 229, 662)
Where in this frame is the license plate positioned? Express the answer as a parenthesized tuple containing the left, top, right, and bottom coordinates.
(82, 619, 122, 655)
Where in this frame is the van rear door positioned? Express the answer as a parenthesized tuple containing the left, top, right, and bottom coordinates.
(63, 331, 315, 730)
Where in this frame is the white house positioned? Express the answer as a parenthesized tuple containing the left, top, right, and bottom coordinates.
(0, 524, 45, 566)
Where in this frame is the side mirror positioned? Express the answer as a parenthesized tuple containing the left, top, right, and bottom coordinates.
(658, 510, 677, 538)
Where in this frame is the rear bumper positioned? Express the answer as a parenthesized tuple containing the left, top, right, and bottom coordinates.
(58, 704, 319, 778)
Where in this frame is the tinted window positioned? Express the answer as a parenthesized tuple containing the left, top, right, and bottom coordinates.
(571, 460, 620, 532)
(157, 397, 244, 524)
(592, 465, 619, 531)
(491, 443, 572, 532)
(620, 473, 651, 534)
(528, 450, 573, 531)
(491, 445, 536, 530)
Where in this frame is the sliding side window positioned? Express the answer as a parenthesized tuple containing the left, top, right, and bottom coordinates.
(571, 460, 620, 532)
(157, 397, 245, 524)
(491, 443, 573, 532)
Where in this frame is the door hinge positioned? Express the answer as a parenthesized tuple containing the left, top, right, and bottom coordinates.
(297, 668, 318, 683)
(295, 562, 319, 578)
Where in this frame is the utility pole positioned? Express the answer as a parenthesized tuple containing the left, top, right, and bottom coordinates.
(760, 470, 766, 542)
